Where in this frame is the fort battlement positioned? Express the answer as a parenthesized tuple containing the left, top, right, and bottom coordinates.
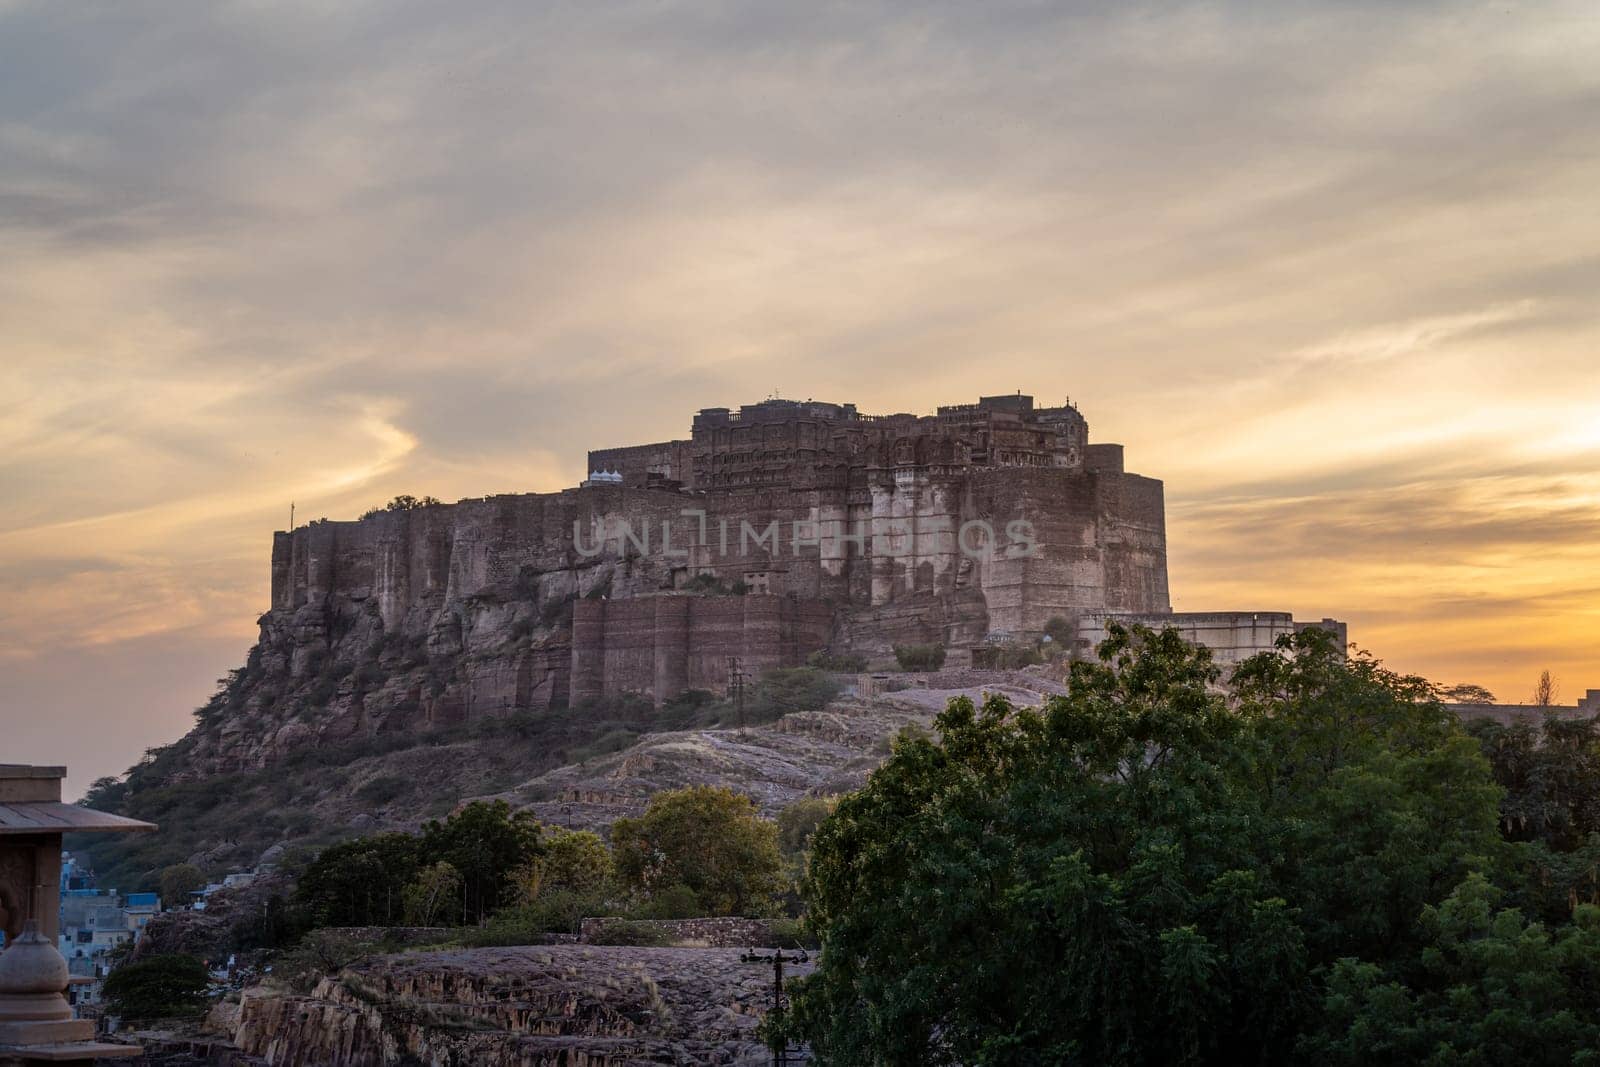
(254, 391, 1337, 725)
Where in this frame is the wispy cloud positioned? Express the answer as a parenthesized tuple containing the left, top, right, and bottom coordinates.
(1289, 301, 1544, 368)
(2, 0, 1598, 793)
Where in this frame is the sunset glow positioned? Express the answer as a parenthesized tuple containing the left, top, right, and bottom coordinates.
(3, 1, 1598, 794)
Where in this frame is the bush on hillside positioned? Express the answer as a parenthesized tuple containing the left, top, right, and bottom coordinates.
(892, 643, 946, 671)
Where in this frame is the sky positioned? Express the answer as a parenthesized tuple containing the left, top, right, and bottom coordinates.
(2, 0, 1597, 798)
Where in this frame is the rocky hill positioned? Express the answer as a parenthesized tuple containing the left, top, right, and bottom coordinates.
(74, 649, 1063, 893)
(480, 680, 1062, 833)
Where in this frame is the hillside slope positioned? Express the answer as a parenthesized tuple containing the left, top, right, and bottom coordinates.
(73, 675, 1060, 892)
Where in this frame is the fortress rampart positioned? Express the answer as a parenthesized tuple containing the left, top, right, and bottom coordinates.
(570, 595, 833, 704)
(252, 392, 1336, 729)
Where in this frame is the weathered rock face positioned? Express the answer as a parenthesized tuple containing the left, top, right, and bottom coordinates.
(481, 677, 1065, 832)
(132, 871, 295, 964)
(577, 918, 774, 949)
(233, 945, 810, 1066)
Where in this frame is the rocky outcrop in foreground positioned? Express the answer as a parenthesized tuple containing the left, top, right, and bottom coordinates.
(234, 945, 810, 1066)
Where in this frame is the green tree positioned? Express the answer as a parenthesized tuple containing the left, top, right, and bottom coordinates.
(158, 863, 205, 906)
(776, 796, 836, 858)
(1441, 683, 1497, 705)
(1466, 711, 1600, 923)
(1303, 873, 1600, 1064)
(1467, 713, 1600, 852)
(479, 827, 616, 940)
(783, 625, 1508, 1066)
(361, 493, 444, 519)
(292, 832, 420, 927)
(402, 861, 462, 926)
(1232, 628, 1504, 969)
(418, 800, 542, 924)
(513, 827, 613, 902)
(612, 786, 783, 915)
(102, 954, 209, 1020)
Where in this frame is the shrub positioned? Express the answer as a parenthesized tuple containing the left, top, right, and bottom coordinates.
(272, 931, 378, 993)
(470, 890, 613, 943)
(748, 668, 842, 722)
(355, 662, 388, 689)
(461, 906, 550, 946)
(571, 727, 645, 763)
(893, 643, 947, 671)
(807, 650, 869, 672)
(158, 863, 205, 905)
(359, 494, 443, 521)
(681, 572, 726, 594)
(102, 954, 209, 1020)
(766, 916, 819, 949)
(628, 883, 703, 920)
(540, 594, 576, 626)
(973, 643, 1044, 669)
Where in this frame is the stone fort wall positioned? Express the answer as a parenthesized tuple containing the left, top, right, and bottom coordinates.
(1075, 612, 1349, 666)
(570, 595, 834, 704)
(257, 392, 1222, 717)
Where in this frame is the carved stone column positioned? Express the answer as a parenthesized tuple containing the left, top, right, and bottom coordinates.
(0, 764, 156, 1065)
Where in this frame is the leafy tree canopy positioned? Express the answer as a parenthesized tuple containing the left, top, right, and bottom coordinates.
(293, 831, 420, 928)
(418, 800, 542, 924)
(513, 827, 614, 903)
(359, 494, 443, 520)
(612, 786, 782, 915)
(158, 863, 205, 905)
(777, 796, 837, 858)
(783, 625, 1541, 1066)
(102, 954, 209, 1020)
(402, 861, 462, 926)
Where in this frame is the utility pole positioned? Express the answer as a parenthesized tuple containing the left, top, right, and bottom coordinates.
(742, 948, 809, 1067)
(289, 500, 295, 530)
(727, 656, 747, 728)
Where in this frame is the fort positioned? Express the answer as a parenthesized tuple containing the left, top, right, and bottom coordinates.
(261, 392, 1342, 721)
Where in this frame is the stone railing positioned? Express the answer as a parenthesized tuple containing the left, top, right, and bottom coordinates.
(578, 916, 773, 947)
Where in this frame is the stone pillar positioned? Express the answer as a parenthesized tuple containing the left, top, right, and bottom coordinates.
(0, 764, 155, 1063)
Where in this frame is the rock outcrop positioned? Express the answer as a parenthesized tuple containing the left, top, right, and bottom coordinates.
(233, 945, 810, 1066)
(481, 679, 1062, 831)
